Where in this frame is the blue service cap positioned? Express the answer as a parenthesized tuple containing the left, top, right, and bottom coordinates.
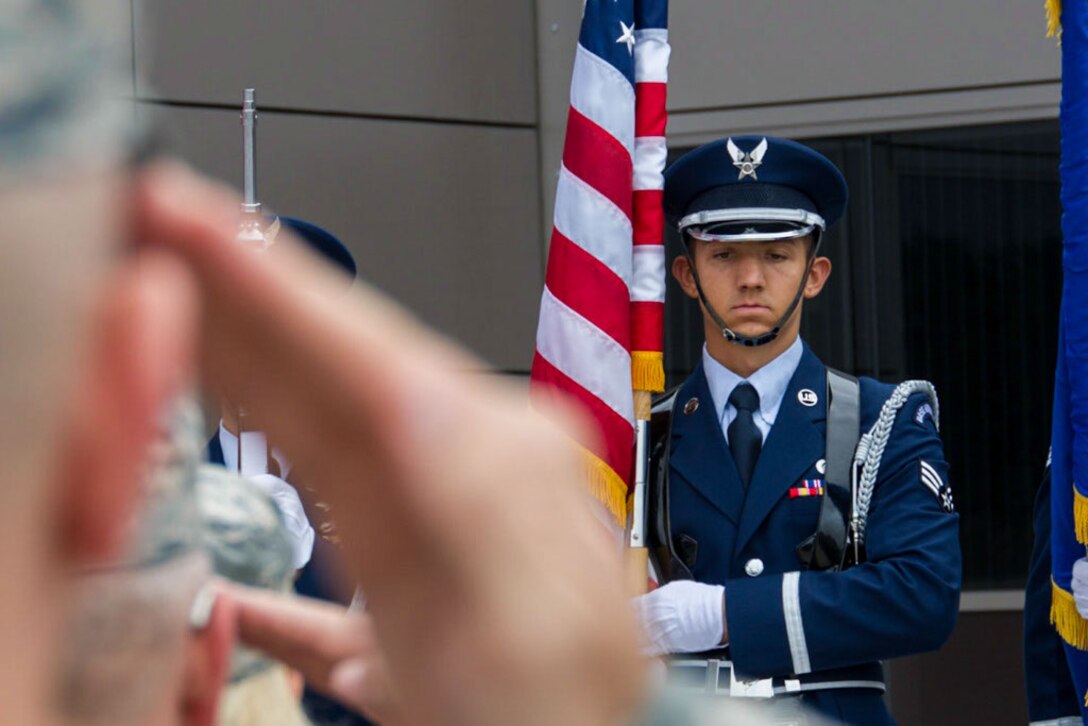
(273, 216, 357, 279)
(663, 135, 847, 242)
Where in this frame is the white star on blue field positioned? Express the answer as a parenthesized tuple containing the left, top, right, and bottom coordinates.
(616, 20, 636, 55)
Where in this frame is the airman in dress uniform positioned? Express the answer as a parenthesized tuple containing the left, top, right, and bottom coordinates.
(635, 136, 962, 725)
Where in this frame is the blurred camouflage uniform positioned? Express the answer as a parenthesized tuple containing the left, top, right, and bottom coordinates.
(0, 0, 135, 172)
(195, 462, 296, 682)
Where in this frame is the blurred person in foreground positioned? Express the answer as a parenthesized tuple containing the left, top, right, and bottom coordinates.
(56, 402, 229, 726)
(56, 402, 311, 726)
(1, 4, 830, 726)
(0, 2, 203, 723)
(136, 162, 645, 726)
(3, 5, 642, 726)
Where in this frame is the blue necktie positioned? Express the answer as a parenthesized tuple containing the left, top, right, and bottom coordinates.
(728, 383, 762, 488)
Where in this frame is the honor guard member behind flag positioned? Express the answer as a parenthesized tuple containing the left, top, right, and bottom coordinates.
(207, 214, 358, 604)
(635, 136, 961, 725)
(206, 216, 372, 726)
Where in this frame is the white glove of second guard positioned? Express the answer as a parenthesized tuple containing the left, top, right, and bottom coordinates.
(635, 580, 725, 656)
(249, 473, 316, 570)
(1073, 558, 1088, 618)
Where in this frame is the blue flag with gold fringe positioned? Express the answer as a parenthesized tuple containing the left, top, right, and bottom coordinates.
(1050, 0, 1088, 714)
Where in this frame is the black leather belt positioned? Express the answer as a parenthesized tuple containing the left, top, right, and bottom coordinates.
(667, 658, 885, 698)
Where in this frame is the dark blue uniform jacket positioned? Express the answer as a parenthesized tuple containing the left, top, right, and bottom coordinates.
(668, 344, 961, 725)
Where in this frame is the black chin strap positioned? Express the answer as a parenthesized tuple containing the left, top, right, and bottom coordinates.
(684, 230, 823, 348)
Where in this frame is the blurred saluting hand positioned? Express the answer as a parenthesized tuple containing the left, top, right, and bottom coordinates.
(135, 163, 646, 726)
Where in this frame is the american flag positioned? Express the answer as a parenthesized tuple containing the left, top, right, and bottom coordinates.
(530, 0, 669, 527)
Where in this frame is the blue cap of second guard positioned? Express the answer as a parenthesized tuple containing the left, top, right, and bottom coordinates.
(663, 135, 848, 243)
(272, 216, 357, 279)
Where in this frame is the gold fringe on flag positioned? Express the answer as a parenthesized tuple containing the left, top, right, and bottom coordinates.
(1047, 0, 1063, 39)
(632, 350, 666, 393)
(1052, 578, 1088, 649)
(1075, 485, 1088, 544)
(584, 449, 630, 527)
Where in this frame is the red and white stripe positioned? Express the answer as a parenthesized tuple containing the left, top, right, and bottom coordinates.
(531, 3, 669, 527)
(631, 28, 669, 356)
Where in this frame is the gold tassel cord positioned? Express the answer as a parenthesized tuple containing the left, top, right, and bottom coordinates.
(584, 450, 630, 528)
(1052, 579, 1088, 650)
(631, 350, 666, 393)
(1046, 0, 1062, 39)
(1076, 486, 1088, 544)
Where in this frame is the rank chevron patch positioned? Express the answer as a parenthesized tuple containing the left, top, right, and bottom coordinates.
(920, 460, 954, 513)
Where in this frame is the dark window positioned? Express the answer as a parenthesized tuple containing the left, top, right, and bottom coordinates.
(664, 120, 1061, 589)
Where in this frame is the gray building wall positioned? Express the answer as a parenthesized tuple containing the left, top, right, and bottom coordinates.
(134, 0, 544, 372)
(126, 2, 1059, 723)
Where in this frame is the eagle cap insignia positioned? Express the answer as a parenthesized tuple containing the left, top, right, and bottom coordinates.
(727, 137, 768, 180)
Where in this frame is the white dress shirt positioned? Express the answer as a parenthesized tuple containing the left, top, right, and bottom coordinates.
(702, 336, 804, 444)
(218, 424, 292, 479)
(218, 424, 313, 569)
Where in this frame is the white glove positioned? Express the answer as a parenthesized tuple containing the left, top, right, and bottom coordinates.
(1073, 558, 1088, 618)
(635, 580, 725, 656)
(249, 473, 316, 570)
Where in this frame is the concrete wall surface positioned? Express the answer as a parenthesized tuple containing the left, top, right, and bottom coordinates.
(134, 0, 545, 370)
